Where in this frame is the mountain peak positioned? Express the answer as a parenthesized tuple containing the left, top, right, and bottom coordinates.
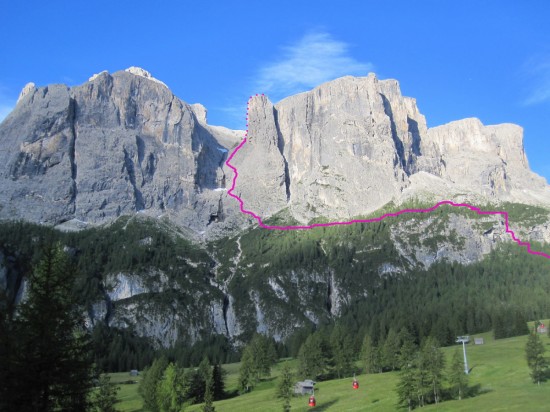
(0, 69, 549, 237)
(123, 66, 167, 87)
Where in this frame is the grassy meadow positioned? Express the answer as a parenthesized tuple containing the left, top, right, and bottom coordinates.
(112, 328, 550, 411)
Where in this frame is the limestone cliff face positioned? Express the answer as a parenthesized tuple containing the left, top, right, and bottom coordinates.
(229, 95, 288, 218)
(1, 70, 549, 236)
(419, 119, 550, 204)
(0, 68, 243, 236)
(236, 74, 550, 223)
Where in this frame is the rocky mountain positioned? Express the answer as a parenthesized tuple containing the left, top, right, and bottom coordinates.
(1, 68, 550, 350)
(0, 67, 244, 239)
(1, 68, 550, 238)
(235, 74, 550, 223)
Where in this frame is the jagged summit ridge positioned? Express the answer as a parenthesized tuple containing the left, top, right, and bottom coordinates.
(0, 68, 244, 236)
(234, 74, 550, 223)
(0, 69, 549, 236)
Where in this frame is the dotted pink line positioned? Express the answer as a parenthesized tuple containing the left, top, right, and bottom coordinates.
(225, 95, 550, 260)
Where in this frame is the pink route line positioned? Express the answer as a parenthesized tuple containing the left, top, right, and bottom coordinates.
(224, 95, 550, 260)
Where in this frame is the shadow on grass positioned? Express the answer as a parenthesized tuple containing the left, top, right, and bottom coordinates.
(260, 376, 277, 383)
(441, 383, 492, 402)
(467, 383, 492, 398)
(223, 389, 240, 400)
(312, 398, 340, 411)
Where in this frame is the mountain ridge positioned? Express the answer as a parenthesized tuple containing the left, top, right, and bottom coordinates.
(1, 67, 549, 241)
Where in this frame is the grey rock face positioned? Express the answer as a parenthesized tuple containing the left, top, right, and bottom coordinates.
(0, 69, 242, 236)
(1, 70, 549, 237)
(236, 74, 550, 223)
(418, 118, 550, 204)
(230, 95, 288, 218)
(274, 75, 412, 221)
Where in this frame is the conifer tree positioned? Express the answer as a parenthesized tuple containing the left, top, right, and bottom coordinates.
(202, 376, 215, 412)
(277, 363, 294, 412)
(396, 339, 418, 411)
(93, 374, 120, 412)
(297, 332, 331, 380)
(361, 335, 382, 374)
(156, 362, 185, 412)
(330, 325, 355, 378)
(238, 347, 256, 393)
(6, 245, 94, 412)
(525, 332, 549, 385)
(448, 349, 468, 400)
(211, 364, 226, 400)
(139, 357, 168, 412)
(182, 368, 206, 404)
(198, 356, 212, 385)
(383, 328, 401, 371)
(422, 337, 445, 404)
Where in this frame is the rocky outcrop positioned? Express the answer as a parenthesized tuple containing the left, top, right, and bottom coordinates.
(230, 95, 289, 217)
(1, 69, 549, 237)
(235, 74, 550, 223)
(418, 119, 550, 204)
(0, 68, 243, 237)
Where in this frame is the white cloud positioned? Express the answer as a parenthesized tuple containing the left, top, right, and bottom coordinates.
(254, 32, 373, 101)
(522, 57, 550, 106)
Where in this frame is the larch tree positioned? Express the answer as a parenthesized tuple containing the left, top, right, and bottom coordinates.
(139, 356, 168, 412)
(395, 338, 418, 411)
(156, 362, 185, 412)
(361, 335, 382, 374)
(330, 324, 355, 378)
(448, 349, 468, 400)
(525, 332, 549, 385)
(238, 346, 256, 393)
(382, 328, 401, 371)
(422, 337, 445, 404)
(202, 375, 215, 412)
(297, 332, 331, 380)
(277, 363, 294, 412)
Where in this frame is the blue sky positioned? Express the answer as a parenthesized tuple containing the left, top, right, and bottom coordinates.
(1, 0, 549, 180)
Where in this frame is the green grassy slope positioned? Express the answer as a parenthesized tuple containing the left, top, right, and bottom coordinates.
(114, 328, 550, 411)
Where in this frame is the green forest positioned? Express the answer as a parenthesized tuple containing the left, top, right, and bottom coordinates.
(1, 202, 550, 409)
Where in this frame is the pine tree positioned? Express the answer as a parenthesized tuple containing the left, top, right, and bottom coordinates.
(198, 356, 212, 385)
(238, 346, 256, 393)
(396, 339, 418, 411)
(93, 374, 120, 412)
(448, 349, 468, 400)
(7, 245, 94, 412)
(383, 328, 401, 371)
(211, 364, 226, 400)
(422, 337, 445, 404)
(277, 363, 294, 412)
(139, 357, 168, 412)
(297, 332, 331, 380)
(330, 325, 355, 378)
(182, 368, 206, 404)
(361, 335, 382, 374)
(525, 332, 549, 385)
(157, 362, 185, 412)
(202, 376, 215, 412)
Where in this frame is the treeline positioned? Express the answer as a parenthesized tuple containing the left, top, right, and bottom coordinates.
(139, 356, 226, 411)
(215, 203, 550, 353)
(0, 245, 95, 411)
(0, 219, 239, 373)
(2, 204, 550, 382)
